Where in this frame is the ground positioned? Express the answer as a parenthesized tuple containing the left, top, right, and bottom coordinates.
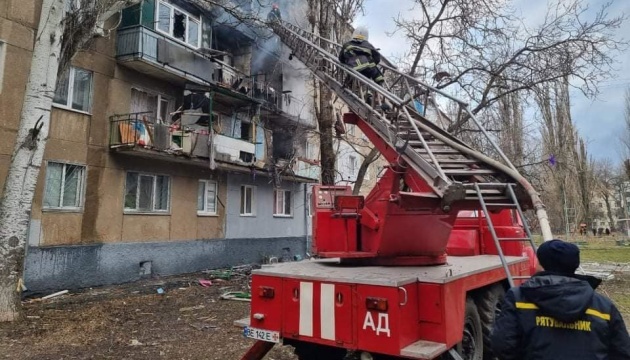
(1, 238, 629, 360)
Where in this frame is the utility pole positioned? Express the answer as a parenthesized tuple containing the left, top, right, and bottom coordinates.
(562, 186, 571, 241)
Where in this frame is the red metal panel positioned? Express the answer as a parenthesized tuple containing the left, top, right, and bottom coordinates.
(354, 284, 418, 356)
(333, 284, 354, 345)
(250, 275, 283, 332)
(446, 229, 480, 256)
(282, 279, 302, 339)
(418, 283, 443, 324)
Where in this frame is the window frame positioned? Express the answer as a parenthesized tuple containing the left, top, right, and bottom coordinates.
(52, 66, 94, 114)
(42, 161, 87, 212)
(155, 0, 202, 49)
(273, 189, 293, 217)
(123, 171, 171, 214)
(197, 180, 218, 216)
(130, 87, 173, 123)
(240, 185, 256, 217)
(348, 155, 357, 178)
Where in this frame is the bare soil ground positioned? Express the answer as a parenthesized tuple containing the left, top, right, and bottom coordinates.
(2, 244, 629, 360)
(0, 273, 298, 360)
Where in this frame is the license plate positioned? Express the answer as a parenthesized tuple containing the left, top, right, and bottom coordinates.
(244, 326, 281, 343)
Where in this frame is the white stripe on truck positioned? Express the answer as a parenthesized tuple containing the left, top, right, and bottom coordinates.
(320, 283, 336, 340)
(299, 282, 314, 336)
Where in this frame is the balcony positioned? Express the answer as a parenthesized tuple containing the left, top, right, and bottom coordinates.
(109, 112, 258, 165)
(116, 26, 216, 85)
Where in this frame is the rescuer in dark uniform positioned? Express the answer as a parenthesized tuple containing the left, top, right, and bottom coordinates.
(267, 3, 281, 22)
(491, 239, 630, 360)
(338, 26, 390, 111)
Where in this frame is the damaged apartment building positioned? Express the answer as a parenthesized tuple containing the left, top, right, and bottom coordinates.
(7, 0, 320, 291)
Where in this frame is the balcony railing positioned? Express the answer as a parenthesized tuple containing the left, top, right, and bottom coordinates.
(109, 113, 258, 164)
(116, 26, 215, 84)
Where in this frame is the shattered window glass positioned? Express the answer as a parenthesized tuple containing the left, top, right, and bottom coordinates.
(173, 9, 186, 42)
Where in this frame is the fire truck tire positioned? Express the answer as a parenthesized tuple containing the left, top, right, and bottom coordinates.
(455, 297, 483, 360)
(474, 284, 505, 360)
(292, 342, 346, 360)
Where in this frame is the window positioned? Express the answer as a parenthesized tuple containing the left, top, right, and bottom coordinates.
(156, 1, 201, 48)
(348, 155, 357, 177)
(124, 172, 170, 212)
(240, 185, 255, 216)
(130, 88, 173, 123)
(197, 180, 217, 215)
(53, 66, 93, 113)
(44, 162, 86, 210)
(273, 190, 292, 217)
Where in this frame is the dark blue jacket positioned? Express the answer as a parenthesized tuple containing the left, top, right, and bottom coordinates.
(491, 272, 630, 360)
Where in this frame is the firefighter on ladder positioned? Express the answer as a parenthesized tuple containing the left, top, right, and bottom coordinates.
(338, 26, 391, 111)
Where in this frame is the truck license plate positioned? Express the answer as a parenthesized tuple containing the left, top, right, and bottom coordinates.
(244, 327, 281, 343)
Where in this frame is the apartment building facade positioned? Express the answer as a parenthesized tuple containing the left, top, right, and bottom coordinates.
(1, 0, 320, 291)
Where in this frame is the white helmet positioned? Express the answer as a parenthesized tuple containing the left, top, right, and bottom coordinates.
(352, 26, 369, 41)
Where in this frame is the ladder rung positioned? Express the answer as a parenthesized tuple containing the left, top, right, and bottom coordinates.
(485, 203, 518, 208)
(512, 276, 531, 280)
(415, 148, 461, 154)
(498, 237, 532, 241)
(443, 169, 496, 175)
(427, 158, 479, 164)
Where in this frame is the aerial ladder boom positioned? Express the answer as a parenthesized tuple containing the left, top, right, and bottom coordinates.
(270, 20, 552, 268)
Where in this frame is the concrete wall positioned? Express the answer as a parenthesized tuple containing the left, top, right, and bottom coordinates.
(0, 0, 40, 190)
(24, 236, 306, 291)
(225, 173, 308, 239)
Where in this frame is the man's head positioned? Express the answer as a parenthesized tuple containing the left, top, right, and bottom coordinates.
(272, 3, 278, 9)
(536, 239, 580, 274)
(352, 26, 369, 41)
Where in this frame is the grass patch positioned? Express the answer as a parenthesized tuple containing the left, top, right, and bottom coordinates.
(531, 235, 630, 263)
(580, 247, 630, 263)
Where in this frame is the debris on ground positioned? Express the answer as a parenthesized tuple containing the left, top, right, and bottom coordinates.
(220, 291, 252, 302)
(198, 279, 213, 287)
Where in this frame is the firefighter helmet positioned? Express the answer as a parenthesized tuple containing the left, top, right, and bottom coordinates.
(352, 26, 369, 41)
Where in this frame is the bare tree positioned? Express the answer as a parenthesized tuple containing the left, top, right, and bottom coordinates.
(623, 87, 630, 180)
(395, 0, 626, 130)
(594, 158, 618, 232)
(307, 0, 364, 185)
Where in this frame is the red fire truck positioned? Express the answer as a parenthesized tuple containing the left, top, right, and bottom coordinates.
(237, 21, 552, 360)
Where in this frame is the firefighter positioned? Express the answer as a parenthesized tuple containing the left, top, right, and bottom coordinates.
(338, 26, 390, 111)
(267, 3, 281, 22)
(491, 239, 630, 360)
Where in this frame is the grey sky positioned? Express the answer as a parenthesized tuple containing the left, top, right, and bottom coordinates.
(356, 0, 630, 162)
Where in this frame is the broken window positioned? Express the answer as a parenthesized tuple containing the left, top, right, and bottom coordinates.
(44, 162, 86, 210)
(130, 88, 173, 123)
(156, 0, 201, 48)
(273, 190, 292, 217)
(124, 172, 170, 212)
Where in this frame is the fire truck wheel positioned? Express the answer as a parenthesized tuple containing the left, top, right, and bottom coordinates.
(292, 342, 347, 360)
(474, 284, 505, 360)
(455, 297, 483, 360)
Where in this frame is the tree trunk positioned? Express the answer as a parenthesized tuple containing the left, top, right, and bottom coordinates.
(353, 147, 379, 195)
(0, 0, 65, 322)
(603, 193, 616, 232)
(319, 88, 336, 185)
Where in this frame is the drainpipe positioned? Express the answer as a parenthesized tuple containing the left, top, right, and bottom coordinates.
(304, 182, 309, 257)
